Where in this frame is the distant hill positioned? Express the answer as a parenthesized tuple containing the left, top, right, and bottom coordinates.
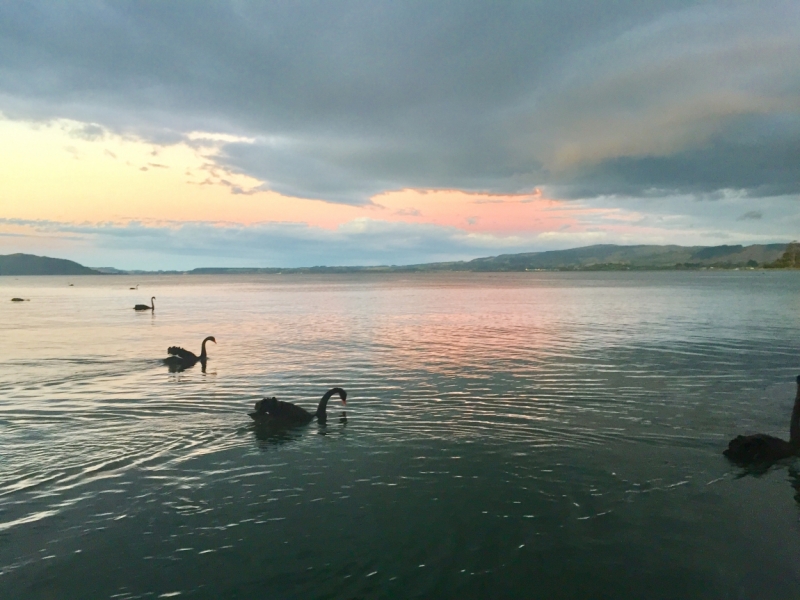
(190, 243, 790, 274)
(2, 244, 795, 276)
(0, 254, 101, 276)
(455, 243, 789, 271)
(765, 242, 800, 268)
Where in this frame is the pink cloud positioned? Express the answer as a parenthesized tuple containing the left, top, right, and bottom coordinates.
(368, 188, 620, 235)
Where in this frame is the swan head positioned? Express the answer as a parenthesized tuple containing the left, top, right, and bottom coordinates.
(338, 388, 347, 405)
(206, 336, 216, 344)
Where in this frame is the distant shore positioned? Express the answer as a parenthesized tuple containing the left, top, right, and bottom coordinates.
(2, 242, 798, 276)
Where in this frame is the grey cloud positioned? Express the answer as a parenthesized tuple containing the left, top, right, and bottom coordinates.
(578, 194, 799, 240)
(0, 1, 799, 203)
(737, 211, 763, 221)
(557, 119, 800, 199)
(69, 122, 106, 141)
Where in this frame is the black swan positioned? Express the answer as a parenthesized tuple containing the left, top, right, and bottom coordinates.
(164, 336, 216, 371)
(134, 296, 155, 311)
(130, 285, 138, 290)
(724, 375, 800, 464)
(250, 387, 347, 424)
(11, 298, 29, 302)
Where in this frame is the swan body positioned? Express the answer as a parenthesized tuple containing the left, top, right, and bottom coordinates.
(11, 298, 28, 302)
(250, 387, 347, 424)
(163, 336, 216, 371)
(134, 296, 156, 311)
(724, 375, 800, 464)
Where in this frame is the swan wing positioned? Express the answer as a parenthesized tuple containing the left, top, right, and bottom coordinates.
(272, 401, 313, 421)
(167, 346, 197, 361)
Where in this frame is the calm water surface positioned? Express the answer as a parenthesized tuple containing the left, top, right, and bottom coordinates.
(1, 272, 799, 599)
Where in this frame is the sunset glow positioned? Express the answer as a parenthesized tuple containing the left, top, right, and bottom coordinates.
(1, 1, 797, 269)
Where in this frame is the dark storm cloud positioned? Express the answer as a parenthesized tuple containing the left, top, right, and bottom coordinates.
(1, 0, 798, 203)
(558, 122, 800, 199)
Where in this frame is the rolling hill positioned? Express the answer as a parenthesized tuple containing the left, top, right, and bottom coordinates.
(1, 243, 795, 275)
(0, 253, 101, 276)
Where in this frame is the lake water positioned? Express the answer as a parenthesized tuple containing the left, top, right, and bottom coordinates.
(1, 271, 799, 599)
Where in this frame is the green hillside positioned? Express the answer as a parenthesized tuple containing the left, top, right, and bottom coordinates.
(766, 242, 800, 268)
(0, 254, 100, 276)
(456, 243, 788, 271)
(188, 243, 792, 274)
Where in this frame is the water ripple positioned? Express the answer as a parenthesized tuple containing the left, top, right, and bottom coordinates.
(1, 272, 800, 598)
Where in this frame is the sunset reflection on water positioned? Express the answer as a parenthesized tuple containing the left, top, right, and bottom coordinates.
(1, 272, 800, 599)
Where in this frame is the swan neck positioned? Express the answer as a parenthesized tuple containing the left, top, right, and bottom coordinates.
(790, 381, 800, 448)
(316, 387, 343, 418)
(200, 339, 208, 360)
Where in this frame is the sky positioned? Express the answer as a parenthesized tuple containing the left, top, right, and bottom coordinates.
(0, 0, 798, 270)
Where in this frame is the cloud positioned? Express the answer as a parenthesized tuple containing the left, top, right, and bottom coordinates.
(0, 1, 798, 204)
(394, 208, 421, 217)
(737, 210, 763, 221)
(554, 116, 800, 199)
(2, 191, 797, 270)
(0, 217, 544, 269)
(69, 122, 105, 141)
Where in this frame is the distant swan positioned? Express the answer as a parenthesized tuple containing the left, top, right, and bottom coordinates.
(250, 387, 347, 424)
(724, 375, 800, 464)
(130, 285, 138, 290)
(163, 336, 216, 371)
(11, 298, 29, 302)
(134, 296, 155, 311)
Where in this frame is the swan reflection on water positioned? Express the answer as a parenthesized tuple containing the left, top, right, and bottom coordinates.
(250, 412, 347, 450)
(166, 357, 208, 373)
(789, 466, 800, 506)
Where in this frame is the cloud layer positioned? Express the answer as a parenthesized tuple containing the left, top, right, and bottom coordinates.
(2, 0, 799, 205)
(3, 188, 797, 270)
